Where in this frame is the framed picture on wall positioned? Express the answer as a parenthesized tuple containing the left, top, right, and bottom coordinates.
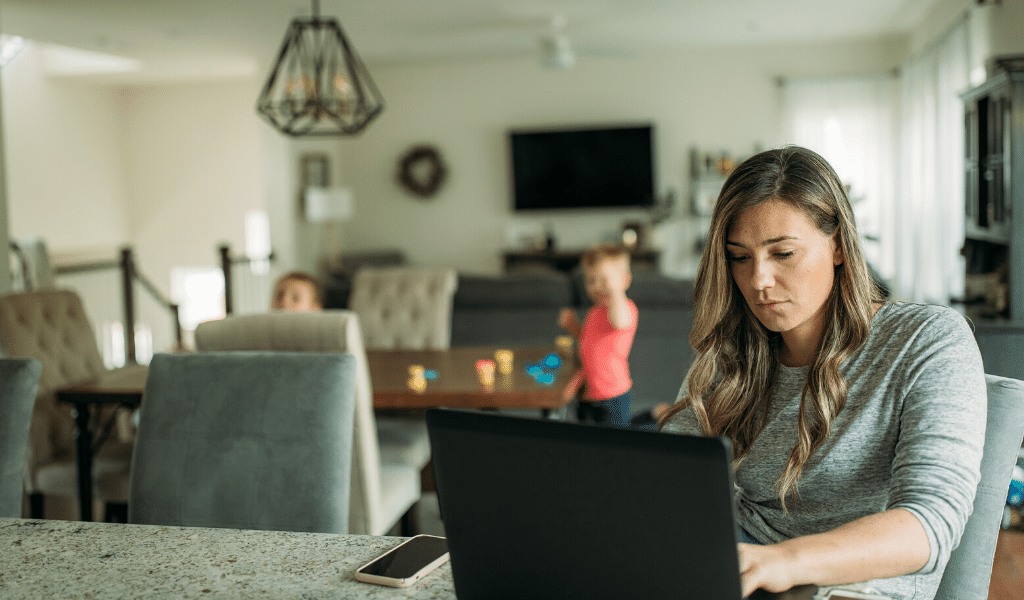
(300, 153, 329, 188)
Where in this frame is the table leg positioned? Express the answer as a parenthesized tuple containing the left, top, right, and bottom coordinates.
(71, 404, 93, 522)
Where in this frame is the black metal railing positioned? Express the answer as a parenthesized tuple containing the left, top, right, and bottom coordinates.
(48, 246, 182, 364)
(219, 244, 275, 315)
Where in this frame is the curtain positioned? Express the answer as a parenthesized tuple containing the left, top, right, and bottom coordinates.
(781, 75, 898, 286)
(896, 18, 971, 304)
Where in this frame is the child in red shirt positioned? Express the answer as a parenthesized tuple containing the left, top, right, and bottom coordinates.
(559, 244, 638, 427)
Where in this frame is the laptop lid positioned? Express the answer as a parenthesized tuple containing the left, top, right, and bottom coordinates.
(426, 409, 817, 600)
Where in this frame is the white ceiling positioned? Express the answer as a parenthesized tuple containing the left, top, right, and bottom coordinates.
(1, 0, 944, 82)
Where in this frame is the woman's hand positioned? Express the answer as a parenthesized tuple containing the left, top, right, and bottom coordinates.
(738, 543, 797, 597)
(737, 509, 930, 597)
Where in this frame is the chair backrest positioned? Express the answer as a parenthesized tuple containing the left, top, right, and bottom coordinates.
(193, 310, 384, 534)
(129, 351, 356, 533)
(0, 358, 42, 517)
(935, 374, 1024, 599)
(0, 290, 107, 492)
(348, 267, 458, 350)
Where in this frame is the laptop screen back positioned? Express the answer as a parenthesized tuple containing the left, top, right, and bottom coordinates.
(426, 409, 745, 600)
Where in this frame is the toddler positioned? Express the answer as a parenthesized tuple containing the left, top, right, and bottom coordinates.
(559, 244, 638, 427)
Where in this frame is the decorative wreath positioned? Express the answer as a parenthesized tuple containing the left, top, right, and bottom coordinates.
(397, 145, 448, 198)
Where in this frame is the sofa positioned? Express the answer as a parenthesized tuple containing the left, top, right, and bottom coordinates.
(325, 258, 695, 415)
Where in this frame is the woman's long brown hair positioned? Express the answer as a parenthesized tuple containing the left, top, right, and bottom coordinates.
(660, 146, 884, 510)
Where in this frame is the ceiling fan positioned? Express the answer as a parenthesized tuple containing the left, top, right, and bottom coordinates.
(436, 8, 634, 69)
(539, 14, 575, 70)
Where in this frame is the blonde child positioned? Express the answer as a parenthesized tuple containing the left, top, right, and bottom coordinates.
(558, 244, 639, 427)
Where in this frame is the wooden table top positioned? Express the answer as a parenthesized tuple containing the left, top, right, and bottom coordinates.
(367, 346, 577, 410)
(54, 364, 149, 405)
(52, 347, 578, 412)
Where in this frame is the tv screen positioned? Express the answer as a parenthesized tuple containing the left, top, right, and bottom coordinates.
(509, 124, 655, 211)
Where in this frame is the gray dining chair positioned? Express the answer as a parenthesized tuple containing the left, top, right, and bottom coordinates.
(193, 310, 422, 536)
(128, 351, 356, 533)
(935, 373, 1024, 599)
(0, 358, 42, 518)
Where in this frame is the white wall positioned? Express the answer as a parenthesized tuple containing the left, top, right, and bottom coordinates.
(332, 36, 908, 277)
(973, 0, 1024, 77)
(0, 30, 928, 303)
(2, 43, 129, 254)
(121, 81, 267, 291)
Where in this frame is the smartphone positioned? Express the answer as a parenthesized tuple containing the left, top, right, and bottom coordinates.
(354, 534, 449, 588)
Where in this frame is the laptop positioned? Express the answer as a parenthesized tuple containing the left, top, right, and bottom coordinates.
(425, 408, 818, 600)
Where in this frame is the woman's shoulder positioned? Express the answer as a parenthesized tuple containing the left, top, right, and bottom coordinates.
(865, 302, 980, 369)
(873, 301, 973, 336)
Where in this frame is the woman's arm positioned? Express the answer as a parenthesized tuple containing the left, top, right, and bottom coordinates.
(738, 508, 929, 596)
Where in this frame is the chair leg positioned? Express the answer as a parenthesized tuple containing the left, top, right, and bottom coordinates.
(104, 501, 128, 523)
(400, 502, 420, 537)
(29, 493, 44, 519)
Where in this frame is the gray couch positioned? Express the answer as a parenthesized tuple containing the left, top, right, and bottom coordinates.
(326, 265, 695, 415)
(450, 269, 695, 414)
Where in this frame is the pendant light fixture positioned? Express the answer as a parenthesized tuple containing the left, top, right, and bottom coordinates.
(256, 0, 384, 136)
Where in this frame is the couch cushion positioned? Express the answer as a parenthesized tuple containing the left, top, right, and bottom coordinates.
(454, 272, 574, 308)
(572, 269, 694, 308)
(629, 272, 694, 307)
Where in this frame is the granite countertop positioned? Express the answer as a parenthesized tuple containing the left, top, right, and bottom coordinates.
(0, 518, 456, 599)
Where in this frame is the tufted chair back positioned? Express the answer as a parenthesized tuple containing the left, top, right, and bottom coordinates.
(0, 290, 132, 509)
(348, 267, 458, 350)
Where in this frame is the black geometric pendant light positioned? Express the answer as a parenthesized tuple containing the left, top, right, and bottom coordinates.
(256, 0, 384, 136)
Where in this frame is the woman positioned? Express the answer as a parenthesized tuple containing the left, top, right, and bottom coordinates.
(660, 146, 985, 599)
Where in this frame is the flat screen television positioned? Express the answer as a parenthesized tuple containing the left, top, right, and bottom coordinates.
(508, 124, 655, 211)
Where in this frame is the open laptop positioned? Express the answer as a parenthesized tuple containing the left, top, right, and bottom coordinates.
(425, 408, 818, 600)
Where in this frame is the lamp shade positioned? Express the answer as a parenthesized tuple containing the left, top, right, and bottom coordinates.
(305, 187, 354, 223)
(256, 5, 384, 137)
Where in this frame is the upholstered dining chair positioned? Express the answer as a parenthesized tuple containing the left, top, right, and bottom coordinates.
(0, 289, 133, 521)
(0, 358, 42, 518)
(193, 311, 421, 536)
(347, 266, 457, 477)
(935, 374, 1024, 599)
(348, 267, 458, 351)
(129, 352, 356, 533)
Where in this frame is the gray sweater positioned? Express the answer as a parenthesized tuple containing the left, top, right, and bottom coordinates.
(662, 302, 986, 600)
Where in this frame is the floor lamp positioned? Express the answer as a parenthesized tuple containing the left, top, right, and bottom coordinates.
(305, 186, 353, 273)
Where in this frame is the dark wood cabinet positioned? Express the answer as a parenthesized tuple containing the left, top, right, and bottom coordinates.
(961, 65, 1024, 320)
(962, 63, 1024, 378)
(502, 249, 661, 273)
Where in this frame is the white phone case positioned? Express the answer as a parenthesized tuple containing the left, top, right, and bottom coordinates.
(354, 535, 450, 588)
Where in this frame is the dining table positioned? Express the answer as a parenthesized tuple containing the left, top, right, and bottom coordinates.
(366, 345, 577, 413)
(53, 363, 149, 523)
(54, 345, 578, 522)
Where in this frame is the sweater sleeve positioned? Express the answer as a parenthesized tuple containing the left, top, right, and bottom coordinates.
(660, 379, 702, 436)
(885, 308, 986, 576)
